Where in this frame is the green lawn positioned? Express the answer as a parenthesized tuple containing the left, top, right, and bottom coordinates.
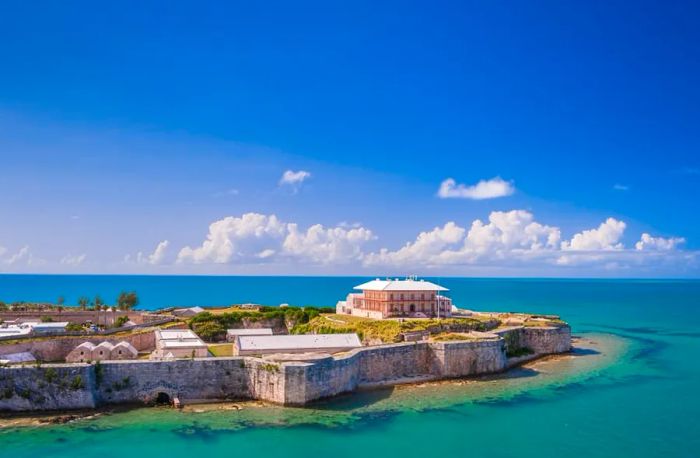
(208, 344, 234, 357)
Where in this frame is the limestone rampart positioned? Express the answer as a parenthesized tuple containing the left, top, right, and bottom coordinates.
(0, 325, 571, 411)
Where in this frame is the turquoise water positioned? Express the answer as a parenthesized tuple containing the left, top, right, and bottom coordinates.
(1, 276, 699, 457)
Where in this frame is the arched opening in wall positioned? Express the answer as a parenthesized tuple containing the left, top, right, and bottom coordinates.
(155, 392, 171, 405)
(409, 304, 416, 313)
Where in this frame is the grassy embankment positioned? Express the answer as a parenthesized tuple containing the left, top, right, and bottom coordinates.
(188, 306, 335, 342)
(291, 314, 500, 343)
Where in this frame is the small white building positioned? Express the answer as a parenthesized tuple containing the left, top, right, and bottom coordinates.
(29, 322, 69, 334)
(0, 321, 69, 337)
(66, 342, 97, 362)
(172, 306, 205, 317)
(0, 351, 36, 365)
(226, 328, 273, 342)
(151, 329, 208, 359)
(0, 324, 33, 338)
(234, 333, 362, 356)
(65, 341, 138, 362)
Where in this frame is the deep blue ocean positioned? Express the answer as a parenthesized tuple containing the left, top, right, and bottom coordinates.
(1, 276, 699, 457)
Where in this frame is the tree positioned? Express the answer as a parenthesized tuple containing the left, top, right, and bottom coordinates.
(117, 291, 139, 311)
(78, 296, 89, 311)
(57, 296, 65, 306)
(114, 315, 130, 328)
(66, 322, 84, 332)
(94, 295, 104, 327)
(191, 320, 225, 342)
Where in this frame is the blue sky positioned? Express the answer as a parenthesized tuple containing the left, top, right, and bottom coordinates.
(0, 1, 698, 276)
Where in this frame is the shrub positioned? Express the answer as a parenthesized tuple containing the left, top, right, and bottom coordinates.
(94, 361, 104, 386)
(44, 367, 58, 383)
(114, 316, 130, 328)
(70, 375, 84, 390)
(66, 322, 84, 332)
(506, 347, 535, 358)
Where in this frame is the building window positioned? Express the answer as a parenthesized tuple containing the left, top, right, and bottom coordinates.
(410, 304, 416, 312)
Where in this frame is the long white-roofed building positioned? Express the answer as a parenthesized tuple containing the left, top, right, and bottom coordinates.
(336, 277, 452, 319)
(233, 333, 362, 356)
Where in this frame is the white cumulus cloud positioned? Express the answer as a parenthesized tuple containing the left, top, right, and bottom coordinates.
(366, 211, 561, 267)
(635, 233, 685, 251)
(283, 224, 375, 264)
(365, 222, 466, 266)
(437, 177, 515, 200)
(561, 218, 626, 251)
(60, 253, 87, 266)
(177, 213, 374, 265)
(178, 214, 286, 264)
(2, 246, 45, 267)
(279, 169, 311, 189)
(4, 246, 30, 265)
(136, 240, 170, 265)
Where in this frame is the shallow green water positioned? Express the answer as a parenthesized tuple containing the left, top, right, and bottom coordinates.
(1, 278, 699, 457)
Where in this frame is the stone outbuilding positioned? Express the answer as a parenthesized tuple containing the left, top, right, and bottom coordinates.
(65, 341, 138, 363)
(111, 341, 138, 359)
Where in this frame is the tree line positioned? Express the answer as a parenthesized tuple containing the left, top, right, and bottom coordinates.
(0, 291, 140, 312)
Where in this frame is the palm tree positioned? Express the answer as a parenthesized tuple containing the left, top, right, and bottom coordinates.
(78, 296, 89, 311)
(94, 295, 104, 327)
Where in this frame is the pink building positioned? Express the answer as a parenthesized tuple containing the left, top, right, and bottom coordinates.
(336, 278, 452, 319)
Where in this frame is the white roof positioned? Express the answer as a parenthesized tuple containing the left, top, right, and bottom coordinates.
(160, 339, 207, 349)
(158, 329, 200, 340)
(236, 333, 361, 352)
(114, 341, 137, 352)
(0, 352, 36, 363)
(354, 278, 448, 292)
(227, 328, 274, 336)
(94, 342, 115, 351)
(157, 329, 207, 348)
(31, 322, 69, 329)
(174, 306, 205, 314)
(0, 327, 32, 336)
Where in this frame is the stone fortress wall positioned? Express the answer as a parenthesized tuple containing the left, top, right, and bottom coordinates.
(0, 325, 570, 411)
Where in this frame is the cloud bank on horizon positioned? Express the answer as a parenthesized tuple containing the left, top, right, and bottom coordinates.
(101, 208, 693, 276)
(0, 153, 695, 276)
